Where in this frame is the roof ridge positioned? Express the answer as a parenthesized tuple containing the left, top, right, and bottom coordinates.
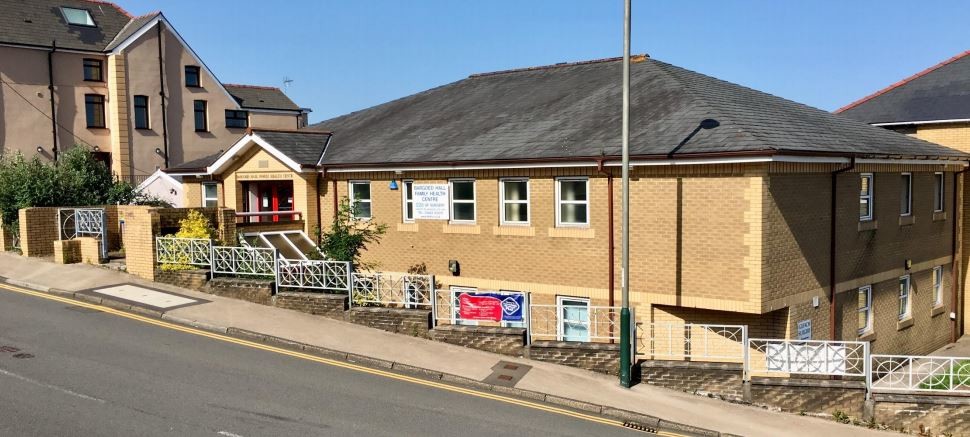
(249, 127, 332, 135)
(104, 11, 161, 51)
(224, 83, 283, 91)
(81, 0, 133, 19)
(836, 50, 970, 114)
(469, 54, 649, 78)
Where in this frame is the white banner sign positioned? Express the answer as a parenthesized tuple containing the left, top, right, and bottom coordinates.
(413, 184, 449, 220)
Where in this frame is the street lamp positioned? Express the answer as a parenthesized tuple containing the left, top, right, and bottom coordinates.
(618, 0, 633, 389)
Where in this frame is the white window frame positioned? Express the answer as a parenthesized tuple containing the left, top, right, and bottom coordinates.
(401, 179, 414, 223)
(934, 172, 945, 213)
(860, 173, 874, 221)
(933, 266, 944, 307)
(556, 295, 591, 342)
(900, 173, 912, 217)
(348, 180, 372, 220)
(449, 178, 476, 224)
(201, 182, 218, 208)
(858, 285, 872, 335)
(499, 178, 530, 225)
(555, 177, 590, 227)
(899, 275, 912, 320)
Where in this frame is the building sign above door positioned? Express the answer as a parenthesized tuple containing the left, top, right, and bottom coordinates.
(413, 183, 449, 220)
(237, 172, 294, 181)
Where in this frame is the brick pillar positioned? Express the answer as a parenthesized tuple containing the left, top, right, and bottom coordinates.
(53, 240, 81, 264)
(77, 237, 102, 265)
(18, 207, 59, 257)
(119, 206, 160, 281)
(216, 207, 237, 245)
(0, 219, 14, 251)
(107, 53, 132, 180)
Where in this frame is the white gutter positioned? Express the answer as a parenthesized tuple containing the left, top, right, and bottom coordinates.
(873, 119, 970, 127)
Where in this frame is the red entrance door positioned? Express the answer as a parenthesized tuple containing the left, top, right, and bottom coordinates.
(255, 182, 294, 222)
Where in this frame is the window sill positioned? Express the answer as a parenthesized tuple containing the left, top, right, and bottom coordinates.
(858, 331, 877, 342)
(932, 305, 946, 317)
(858, 220, 878, 232)
(897, 317, 914, 331)
(492, 226, 535, 237)
(397, 223, 419, 232)
(899, 215, 916, 227)
(933, 211, 946, 222)
(548, 227, 595, 239)
(442, 224, 480, 234)
(82, 79, 104, 83)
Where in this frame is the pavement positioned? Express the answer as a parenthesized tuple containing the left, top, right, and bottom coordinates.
(0, 252, 898, 437)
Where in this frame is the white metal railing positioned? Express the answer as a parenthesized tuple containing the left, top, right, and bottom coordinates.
(277, 259, 352, 293)
(236, 210, 303, 223)
(155, 237, 212, 266)
(59, 207, 107, 259)
(211, 246, 277, 277)
(351, 273, 434, 308)
(528, 304, 625, 343)
(870, 355, 970, 393)
(637, 323, 747, 362)
(747, 339, 868, 378)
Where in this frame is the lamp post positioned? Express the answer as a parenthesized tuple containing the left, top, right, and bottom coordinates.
(618, 0, 633, 389)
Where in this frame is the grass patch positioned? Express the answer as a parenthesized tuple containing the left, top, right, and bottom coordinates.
(918, 359, 970, 390)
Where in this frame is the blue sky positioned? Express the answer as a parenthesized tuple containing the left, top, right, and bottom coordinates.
(116, 0, 969, 123)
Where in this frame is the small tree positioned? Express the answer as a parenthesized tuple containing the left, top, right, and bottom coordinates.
(160, 210, 215, 271)
(318, 197, 387, 269)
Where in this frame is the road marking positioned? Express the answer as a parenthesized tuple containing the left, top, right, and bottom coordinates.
(0, 367, 106, 404)
(90, 284, 197, 309)
(0, 283, 686, 436)
(217, 431, 243, 437)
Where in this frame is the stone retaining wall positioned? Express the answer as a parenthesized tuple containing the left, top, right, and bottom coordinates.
(639, 360, 744, 401)
(430, 324, 526, 356)
(873, 392, 970, 435)
(749, 377, 867, 418)
(202, 277, 274, 305)
(527, 341, 620, 375)
(349, 307, 431, 337)
(155, 269, 210, 292)
(274, 292, 348, 317)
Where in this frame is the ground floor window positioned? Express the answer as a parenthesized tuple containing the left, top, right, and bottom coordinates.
(202, 183, 218, 208)
(556, 177, 589, 227)
(933, 266, 943, 307)
(858, 285, 872, 334)
(349, 181, 372, 219)
(899, 275, 911, 320)
(450, 179, 476, 223)
(241, 181, 295, 222)
(402, 180, 414, 222)
(557, 296, 590, 342)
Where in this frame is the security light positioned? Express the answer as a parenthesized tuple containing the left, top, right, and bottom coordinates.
(36, 146, 43, 153)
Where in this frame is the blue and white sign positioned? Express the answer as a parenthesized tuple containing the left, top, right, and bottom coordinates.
(413, 184, 449, 220)
(458, 292, 525, 322)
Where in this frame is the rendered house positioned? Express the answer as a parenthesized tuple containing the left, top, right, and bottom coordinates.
(169, 55, 968, 355)
(0, 0, 308, 184)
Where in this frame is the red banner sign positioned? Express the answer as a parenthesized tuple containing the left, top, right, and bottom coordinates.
(458, 293, 503, 322)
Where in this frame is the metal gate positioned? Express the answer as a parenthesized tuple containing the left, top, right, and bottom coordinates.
(58, 208, 107, 259)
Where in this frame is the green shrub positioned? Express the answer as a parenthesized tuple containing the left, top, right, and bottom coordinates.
(160, 210, 215, 271)
(318, 197, 387, 269)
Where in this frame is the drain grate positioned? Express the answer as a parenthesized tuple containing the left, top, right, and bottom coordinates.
(0, 346, 20, 353)
(622, 421, 658, 433)
(12, 353, 34, 359)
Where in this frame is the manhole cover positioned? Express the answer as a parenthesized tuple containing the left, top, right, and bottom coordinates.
(0, 346, 20, 353)
(483, 361, 533, 387)
(12, 353, 34, 359)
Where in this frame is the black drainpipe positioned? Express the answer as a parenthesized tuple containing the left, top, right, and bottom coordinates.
(47, 40, 58, 161)
(829, 155, 856, 342)
(156, 22, 170, 168)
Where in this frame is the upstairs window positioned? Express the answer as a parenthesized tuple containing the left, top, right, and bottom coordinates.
(133, 95, 149, 129)
(859, 173, 874, 221)
(557, 177, 590, 226)
(184, 66, 201, 88)
(225, 110, 249, 128)
(450, 179, 476, 223)
(61, 7, 95, 27)
(193, 100, 207, 132)
(900, 173, 912, 216)
(934, 172, 945, 212)
(349, 181, 372, 219)
(82, 59, 102, 82)
(84, 94, 105, 128)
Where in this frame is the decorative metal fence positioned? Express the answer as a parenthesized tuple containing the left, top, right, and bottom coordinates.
(350, 273, 434, 307)
(155, 237, 212, 266)
(637, 323, 747, 362)
(747, 339, 868, 378)
(431, 289, 530, 328)
(58, 208, 107, 259)
(870, 355, 970, 393)
(211, 246, 277, 277)
(277, 259, 352, 293)
(528, 304, 627, 344)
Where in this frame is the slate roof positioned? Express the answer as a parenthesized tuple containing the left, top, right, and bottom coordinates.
(224, 85, 302, 112)
(104, 11, 159, 51)
(166, 129, 332, 172)
(311, 56, 967, 166)
(0, 0, 133, 51)
(838, 51, 970, 125)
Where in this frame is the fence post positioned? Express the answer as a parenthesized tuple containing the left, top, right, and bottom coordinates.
(525, 292, 532, 346)
(864, 342, 872, 400)
(208, 240, 216, 280)
(430, 289, 438, 329)
(742, 333, 750, 383)
(272, 249, 280, 295)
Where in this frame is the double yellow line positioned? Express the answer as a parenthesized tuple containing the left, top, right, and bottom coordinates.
(0, 282, 689, 436)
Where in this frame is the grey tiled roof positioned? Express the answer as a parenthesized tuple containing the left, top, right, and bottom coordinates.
(0, 0, 133, 51)
(166, 129, 331, 172)
(312, 56, 967, 166)
(838, 51, 970, 125)
(104, 12, 159, 51)
(224, 85, 301, 111)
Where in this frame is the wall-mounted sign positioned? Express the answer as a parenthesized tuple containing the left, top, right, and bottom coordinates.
(458, 292, 525, 322)
(796, 319, 812, 341)
(413, 183, 449, 220)
(237, 172, 294, 181)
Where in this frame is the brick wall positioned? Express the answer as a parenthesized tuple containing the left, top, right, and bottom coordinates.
(348, 307, 430, 337)
(53, 240, 81, 264)
(203, 277, 274, 305)
(19, 207, 58, 257)
(526, 341, 619, 375)
(749, 377, 867, 418)
(873, 392, 970, 435)
(155, 269, 210, 292)
(639, 360, 744, 401)
(429, 324, 525, 356)
(0, 219, 16, 251)
(274, 292, 348, 317)
(119, 206, 159, 281)
(77, 237, 101, 264)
